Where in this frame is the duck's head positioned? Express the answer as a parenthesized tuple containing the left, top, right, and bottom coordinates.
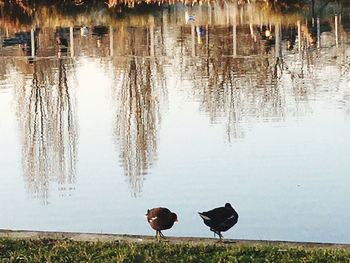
(170, 212, 178, 223)
(225, 203, 233, 209)
(225, 203, 239, 218)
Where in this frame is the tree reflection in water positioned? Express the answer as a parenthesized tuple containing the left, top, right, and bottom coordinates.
(2, 0, 350, 199)
(111, 26, 167, 197)
(14, 58, 78, 204)
(175, 22, 287, 141)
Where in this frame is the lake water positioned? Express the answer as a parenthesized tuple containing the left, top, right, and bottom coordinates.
(1, 1, 350, 244)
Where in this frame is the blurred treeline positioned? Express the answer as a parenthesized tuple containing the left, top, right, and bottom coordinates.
(1, 1, 348, 21)
(1, 0, 348, 13)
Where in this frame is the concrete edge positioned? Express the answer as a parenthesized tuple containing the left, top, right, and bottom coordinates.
(0, 229, 349, 248)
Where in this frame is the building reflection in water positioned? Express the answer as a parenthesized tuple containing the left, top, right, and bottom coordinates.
(110, 25, 167, 197)
(14, 58, 78, 204)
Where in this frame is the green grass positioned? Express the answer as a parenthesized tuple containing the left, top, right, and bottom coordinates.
(0, 238, 350, 262)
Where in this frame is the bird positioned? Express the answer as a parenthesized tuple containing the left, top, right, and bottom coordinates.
(198, 203, 239, 241)
(146, 207, 178, 241)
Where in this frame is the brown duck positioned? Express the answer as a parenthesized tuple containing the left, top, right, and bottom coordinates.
(146, 207, 178, 241)
(199, 203, 239, 241)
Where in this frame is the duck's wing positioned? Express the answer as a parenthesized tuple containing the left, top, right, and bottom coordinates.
(205, 207, 238, 226)
(157, 207, 171, 217)
(205, 207, 230, 220)
(217, 213, 238, 228)
(148, 207, 172, 222)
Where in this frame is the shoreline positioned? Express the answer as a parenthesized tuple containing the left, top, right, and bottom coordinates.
(1, 229, 349, 248)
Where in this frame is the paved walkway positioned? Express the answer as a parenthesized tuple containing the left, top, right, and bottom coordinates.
(0, 229, 349, 248)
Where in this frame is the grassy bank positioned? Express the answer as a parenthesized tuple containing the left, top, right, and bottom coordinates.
(1, 237, 350, 262)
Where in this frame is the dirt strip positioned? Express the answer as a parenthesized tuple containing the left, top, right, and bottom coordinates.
(0, 229, 349, 248)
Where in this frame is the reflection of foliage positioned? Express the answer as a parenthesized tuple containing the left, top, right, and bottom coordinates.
(0, 0, 162, 27)
(111, 26, 166, 197)
(283, 50, 350, 115)
(14, 59, 78, 204)
(263, 0, 308, 13)
(189, 55, 285, 141)
(1, 0, 350, 12)
(175, 24, 286, 141)
(175, 15, 350, 140)
(2, 0, 349, 199)
(0, 0, 33, 27)
(1, 0, 350, 34)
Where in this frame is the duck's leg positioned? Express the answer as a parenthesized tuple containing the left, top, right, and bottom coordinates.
(159, 231, 165, 238)
(157, 231, 169, 242)
(217, 232, 224, 243)
(213, 230, 223, 242)
(210, 228, 216, 238)
(156, 231, 160, 241)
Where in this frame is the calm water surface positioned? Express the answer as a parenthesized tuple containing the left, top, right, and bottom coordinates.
(1, 1, 350, 243)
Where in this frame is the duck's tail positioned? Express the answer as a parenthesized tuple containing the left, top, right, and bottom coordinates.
(198, 212, 211, 221)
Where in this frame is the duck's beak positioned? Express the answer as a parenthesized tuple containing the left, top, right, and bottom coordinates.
(175, 218, 179, 222)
